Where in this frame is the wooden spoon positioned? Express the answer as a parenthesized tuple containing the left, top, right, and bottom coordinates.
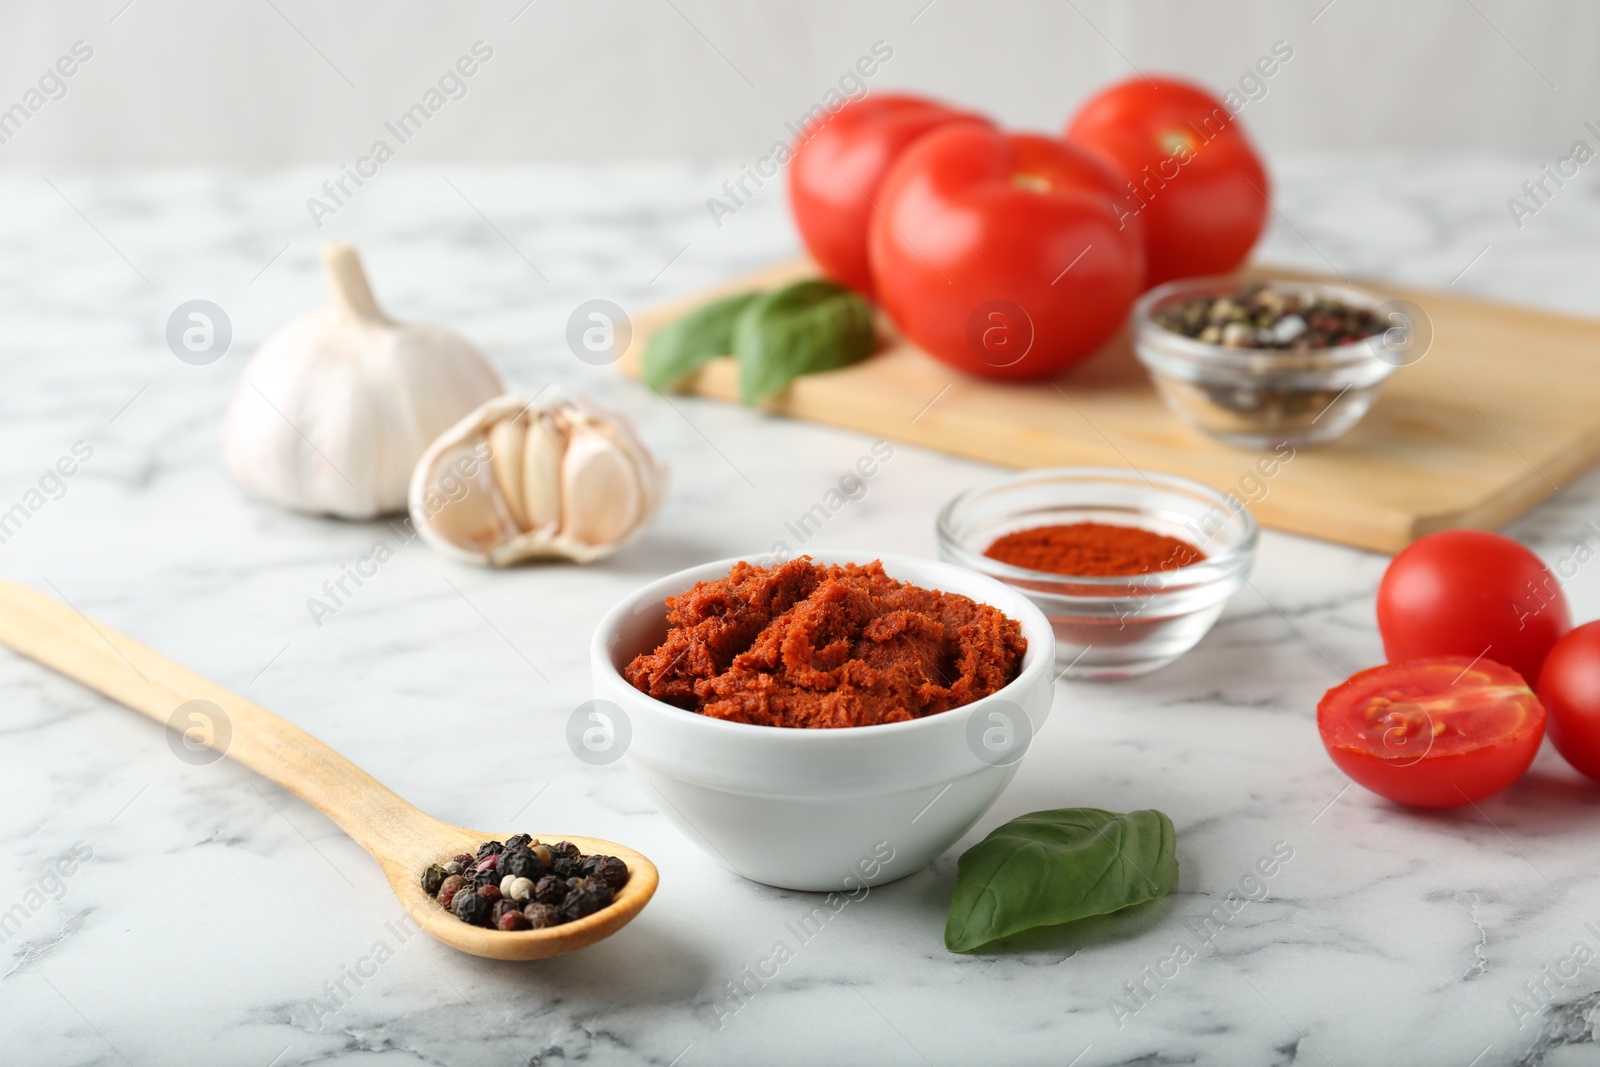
(0, 580, 657, 960)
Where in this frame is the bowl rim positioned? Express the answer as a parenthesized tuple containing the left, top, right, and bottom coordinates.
(935, 466, 1260, 590)
(1132, 274, 1401, 372)
(590, 550, 1055, 744)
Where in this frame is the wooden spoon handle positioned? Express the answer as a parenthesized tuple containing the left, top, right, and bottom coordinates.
(0, 579, 437, 858)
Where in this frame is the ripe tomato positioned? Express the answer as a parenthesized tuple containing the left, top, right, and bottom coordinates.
(1538, 621, 1600, 782)
(868, 124, 1144, 381)
(1377, 530, 1570, 686)
(788, 94, 985, 297)
(1317, 657, 1545, 808)
(1065, 76, 1270, 287)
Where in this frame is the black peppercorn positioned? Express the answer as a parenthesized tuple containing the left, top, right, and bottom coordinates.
(561, 883, 609, 922)
(471, 867, 499, 890)
(580, 855, 629, 891)
(533, 874, 567, 906)
(421, 864, 448, 896)
(504, 847, 543, 880)
(505, 833, 533, 851)
(453, 887, 493, 926)
(550, 841, 583, 878)
(567, 876, 613, 908)
(523, 902, 562, 929)
(475, 841, 505, 860)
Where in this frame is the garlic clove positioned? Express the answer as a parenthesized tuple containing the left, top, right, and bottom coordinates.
(417, 441, 514, 554)
(409, 393, 665, 567)
(560, 423, 642, 547)
(521, 412, 566, 534)
(487, 416, 529, 530)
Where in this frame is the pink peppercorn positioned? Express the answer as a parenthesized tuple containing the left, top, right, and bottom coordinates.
(498, 910, 531, 931)
(435, 875, 467, 907)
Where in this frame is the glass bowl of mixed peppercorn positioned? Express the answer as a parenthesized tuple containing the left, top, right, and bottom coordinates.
(422, 835, 630, 932)
(938, 468, 1257, 678)
(1133, 276, 1422, 448)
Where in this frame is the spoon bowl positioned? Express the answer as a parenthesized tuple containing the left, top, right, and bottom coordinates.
(380, 818, 658, 960)
(0, 580, 657, 961)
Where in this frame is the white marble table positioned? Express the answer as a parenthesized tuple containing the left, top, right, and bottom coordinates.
(3, 155, 1600, 1067)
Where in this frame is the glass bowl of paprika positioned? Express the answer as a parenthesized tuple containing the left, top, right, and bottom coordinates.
(936, 467, 1257, 679)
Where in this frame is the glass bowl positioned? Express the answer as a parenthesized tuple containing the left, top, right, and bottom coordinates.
(1132, 276, 1405, 449)
(936, 468, 1258, 679)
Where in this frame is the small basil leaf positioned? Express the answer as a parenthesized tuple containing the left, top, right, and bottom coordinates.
(732, 279, 876, 406)
(642, 291, 759, 392)
(944, 807, 1178, 954)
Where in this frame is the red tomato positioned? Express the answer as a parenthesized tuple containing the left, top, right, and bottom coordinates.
(1317, 657, 1545, 808)
(1065, 76, 1270, 287)
(1538, 621, 1600, 782)
(868, 124, 1144, 381)
(1378, 530, 1570, 686)
(788, 94, 985, 297)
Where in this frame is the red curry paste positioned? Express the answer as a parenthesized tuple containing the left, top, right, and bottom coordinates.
(624, 558, 1026, 728)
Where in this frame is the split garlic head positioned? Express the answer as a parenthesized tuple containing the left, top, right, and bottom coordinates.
(409, 394, 666, 566)
(222, 241, 504, 519)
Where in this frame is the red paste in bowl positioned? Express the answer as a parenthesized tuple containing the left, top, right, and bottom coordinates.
(624, 558, 1026, 728)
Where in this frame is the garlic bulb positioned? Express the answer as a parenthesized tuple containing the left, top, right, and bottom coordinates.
(409, 394, 666, 566)
(222, 241, 504, 519)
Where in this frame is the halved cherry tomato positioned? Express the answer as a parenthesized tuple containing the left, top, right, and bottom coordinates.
(1065, 76, 1270, 287)
(1538, 621, 1600, 782)
(1316, 656, 1545, 808)
(1377, 530, 1570, 687)
(788, 94, 986, 297)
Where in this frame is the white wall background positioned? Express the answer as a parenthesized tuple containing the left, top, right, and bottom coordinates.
(0, 0, 1593, 167)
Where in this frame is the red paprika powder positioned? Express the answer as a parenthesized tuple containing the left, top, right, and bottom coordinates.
(983, 521, 1203, 577)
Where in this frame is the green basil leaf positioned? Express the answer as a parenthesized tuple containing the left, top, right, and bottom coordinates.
(732, 279, 876, 406)
(944, 807, 1178, 953)
(641, 291, 759, 392)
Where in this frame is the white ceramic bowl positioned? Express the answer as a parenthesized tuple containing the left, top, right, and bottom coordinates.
(591, 551, 1056, 891)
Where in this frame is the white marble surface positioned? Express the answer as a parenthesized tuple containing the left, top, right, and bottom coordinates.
(2, 154, 1600, 1067)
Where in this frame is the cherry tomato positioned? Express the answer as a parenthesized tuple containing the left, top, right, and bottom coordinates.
(788, 94, 985, 297)
(1317, 657, 1545, 808)
(1377, 530, 1570, 687)
(1538, 621, 1600, 782)
(868, 124, 1144, 381)
(1065, 76, 1270, 287)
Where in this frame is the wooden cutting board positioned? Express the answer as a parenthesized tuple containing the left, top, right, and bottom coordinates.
(621, 258, 1600, 553)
